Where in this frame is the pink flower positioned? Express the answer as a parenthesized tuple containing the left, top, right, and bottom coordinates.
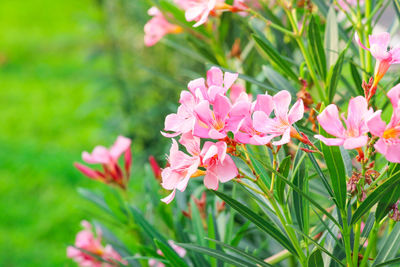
(355, 32, 400, 87)
(315, 96, 373, 149)
(149, 240, 186, 267)
(144, 7, 183, 47)
(161, 133, 238, 203)
(193, 94, 247, 139)
(162, 67, 239, 137)
(252, 90, 304, 146)
(367, 86, 400, 163)
(161, 133, 201, 204)
(74, 136, 132, 189)
(235, 93, 276, 145)
(229, 84, 252, 103)
(337, 0, 364, 11)
(201, 141, 238, 190)
(67, 221, 127, 267)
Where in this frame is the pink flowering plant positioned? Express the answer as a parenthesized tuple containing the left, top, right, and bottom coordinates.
(67, 1, 400, 266)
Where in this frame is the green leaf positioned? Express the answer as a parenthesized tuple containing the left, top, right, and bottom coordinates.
(292, 228, 345, 266)
(373, 223, 400, 265)
(326, 48, 346, 102)
(308, 15, 327, 80)
(190, 197, 207, 247)
(306, 152, 335, 201)
(351, 165, 400, 224)
(212, 190, 298, 256)
(252, 34, 298, 81)
(319, 137, 347, 211)
(262, 65, 296, 94)
(375, 184, 400, 222)
(324, 7, 339, 69)
(262, 164, 340, 227)
(77, 188, 115, 217)
(154, 239, 189, 267)
(292, 160, 306, 231)
(376, 257, 400, 266)
(276, 155, 292, 204)
(246, 145, 271, 189)
(205, 238, 272, 267)
(350, 62, 364, 95)
(177, 243, 260, 267)
(308, 249, 324, 267)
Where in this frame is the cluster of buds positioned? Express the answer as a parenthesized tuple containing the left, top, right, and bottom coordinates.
(74, 136, 132, 190)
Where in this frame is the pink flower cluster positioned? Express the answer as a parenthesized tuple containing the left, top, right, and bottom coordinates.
(67, 221, 127, 267)
(74, 136, 132, 189)
(148, 240, 186, 267)
(161, 67, 306, 203)
(316, 85, 400, 163)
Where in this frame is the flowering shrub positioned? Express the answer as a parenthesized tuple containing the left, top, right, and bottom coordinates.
(68, 1, 400, 266)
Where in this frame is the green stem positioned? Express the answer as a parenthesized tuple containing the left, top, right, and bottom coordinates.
(341, 211, 355, 267)
(365, 0, 373, 75)
(248, 9, 296, 37)
(360, 222, 379, 267)
(352, 216, 362, 266)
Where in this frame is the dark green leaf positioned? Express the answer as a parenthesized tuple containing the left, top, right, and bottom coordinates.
(308, 15, 327, 80)
(252, 34, 298, 81)
(177, 243, 255, 267)
(205, 238, 272, 267)
(350, 62, 364, 95)
(212, 190, 298, 256)
(293, 160, 306, 231)
(373, 223, 400, 265)
(154, 239, 189, 267)
(277, 156, 292, 204)
(327, 49, 346, 102)
(308, 249, 324, 267)
(376, 257, 400, 266)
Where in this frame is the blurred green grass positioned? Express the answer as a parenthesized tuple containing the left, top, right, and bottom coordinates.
(0, 0, 124, 265)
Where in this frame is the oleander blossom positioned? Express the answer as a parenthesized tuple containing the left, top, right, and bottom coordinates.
(67, 221, 127, 267)
(148, 241, 186, 267)
(162, 67, 243, 137)
(367, 85, 400, 163)
(355, 32, 400, 87)
(74, 136, 132, 189)
(161, 132, 237, 203)
(252, 90, 305, 146)
(175, 0, 247, 27)
(144, 7, 183, 46)
(315, 96, 373, 149)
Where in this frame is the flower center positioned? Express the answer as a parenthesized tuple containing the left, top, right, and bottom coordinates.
(383, 128, 400, 140)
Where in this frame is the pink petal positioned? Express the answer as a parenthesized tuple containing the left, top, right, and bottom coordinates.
(212, 155, 238, 182)
(223, 72, 239, 89)
(388, 84, 400, 109)
(207, 67, 224, 87)
(252, 134, 275, 145)
(202, 143, 219, 163)
(110, 136, 131, 160)
(207, 85, 227, 102)
(343, 136, 368, 149)
(179, 132, 201, 156)
(229, 84, 246, 103)
(314, 135, 344, 146)
(204, 170, 219, 190)
(187, 78, 207, 99)
(208, 129, 226, 139)
(185, 6, 204, 21)
(216, 141, 227, 162)
(355, 32, 369, 51)
(74, 163, 102, 180)
(273, 90, 291, 119)
(252, 111, 275, 134)
(288, 99, 304, 124)
(254, 93, 273, 115)
(345, 96, 368, 131)
(194, 100, 214, 126)
(272, 127, 291, 146)
(382, 143, 400, 163)
(161, 189, 176, 204)
(369, 32, 390, 51)
(317, 104, 345, 138)
(213, 94, 232, 121)
(390, 47, 400, 64)
(366, 110, 386, 137)
(82, 146, 110, 164)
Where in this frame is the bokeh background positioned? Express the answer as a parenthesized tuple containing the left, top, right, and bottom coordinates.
(0, 0, 201, 265)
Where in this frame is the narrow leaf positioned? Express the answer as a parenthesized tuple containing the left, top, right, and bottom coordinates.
(373, 223, 400, 265)
(308, 15, 327, 79)
(277, 156, 292, 204)
(154, 239, 189, 267)
(324, 7, 339, 69)
(308, 249, 324, 267)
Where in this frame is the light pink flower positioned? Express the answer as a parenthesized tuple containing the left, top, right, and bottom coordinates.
(355, 32, 400, 87)
(67, 221, 127, 267)
(161, 133, 201, 204)
(252, 90, 304, 146)
(337, 0, 364, 11)
(144, 7, 183, 47)
(193, 94, 248, 139)
(315, 96, 373, 149)
(235, 93, 276, 145)
(149, 241, 186, 267)
(200, 141, 238, 190)
(367, 87, 400, 163)
(74, 136, 132, 189)
(387, 83, 400, 109)
(162, 67, 239, 137)
(229, 84, 252, 103)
